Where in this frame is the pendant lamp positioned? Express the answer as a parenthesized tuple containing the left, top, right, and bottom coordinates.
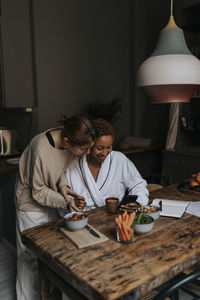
(137, 0, 200, 103)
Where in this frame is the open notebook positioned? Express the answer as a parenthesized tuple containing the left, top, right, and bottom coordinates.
(152, 198, 190, 218)
(186, 202, 200, 218)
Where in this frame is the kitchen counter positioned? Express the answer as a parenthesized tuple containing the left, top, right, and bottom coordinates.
(0, 157, 19, 175)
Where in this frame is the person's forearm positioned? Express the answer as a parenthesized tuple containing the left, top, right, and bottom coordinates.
(32, 186, 68, 209)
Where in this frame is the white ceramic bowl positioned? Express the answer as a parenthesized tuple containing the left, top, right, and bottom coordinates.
(145, 206, 160, 221)
(133, 214, 154, 234)
(64, 212, 88, 231)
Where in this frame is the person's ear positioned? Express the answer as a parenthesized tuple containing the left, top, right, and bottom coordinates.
(63, 137, 70, 147)
(86, 147, 91, 155)
(64, 137, 68, 143)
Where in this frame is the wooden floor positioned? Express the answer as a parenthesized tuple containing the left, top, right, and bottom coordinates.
(0, 240, 16, 300)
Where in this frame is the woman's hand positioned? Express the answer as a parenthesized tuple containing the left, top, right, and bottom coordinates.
(60, 185, 86, 211)
(74, 196, 86, 211)
(119, 202, 138, 213)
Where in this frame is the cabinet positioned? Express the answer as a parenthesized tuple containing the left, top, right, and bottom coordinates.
(0, 173, 17, 247)
(162, 150, 200, 185)
(121, 144, 164, 185)
(0, 158, 18, 247)
(0, 0, 35, 108)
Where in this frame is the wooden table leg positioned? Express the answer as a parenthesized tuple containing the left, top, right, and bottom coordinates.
(38, 260, 51, 300)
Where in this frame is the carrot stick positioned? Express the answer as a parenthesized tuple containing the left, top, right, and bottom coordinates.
(125, 211, 130, 226)
(127, 212, 131, 225)
(127, 227, 133, 241)
(131, 211, 136, 220)
(115, 216, 119, 225)
(122, 222, 130, 241)
(127, 212, 136, 227)
(120, 225, 127, 241)
(115, 218, 120, 227)
(118, 214, 123, 224)
(126, 213, 130, 226)
(118, 227, 124, 241)
(119, 217, 128, 241)
(122, 211, 126, 223)
(119, 228, 126, 241)
(116, 220, 126, 241)
(124, 213, 128, 225)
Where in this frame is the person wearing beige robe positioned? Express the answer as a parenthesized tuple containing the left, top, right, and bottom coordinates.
(15, 115, 95, 300)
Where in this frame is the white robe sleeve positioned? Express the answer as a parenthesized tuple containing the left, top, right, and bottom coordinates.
(119, 153, 149, 205)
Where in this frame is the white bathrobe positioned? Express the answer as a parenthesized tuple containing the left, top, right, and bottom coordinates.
(66, 151, 149, 211)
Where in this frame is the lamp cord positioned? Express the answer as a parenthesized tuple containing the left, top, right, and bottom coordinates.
(170, 0, 173, 16)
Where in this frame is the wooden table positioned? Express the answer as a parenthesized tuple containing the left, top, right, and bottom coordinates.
(21, 185, 200, 300)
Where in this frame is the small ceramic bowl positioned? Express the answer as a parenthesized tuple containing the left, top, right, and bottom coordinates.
(133, 214, 154, 234)
(144, 205, 160, 221)
(64, 212, 88, 231)
(138, 205, 160, 221)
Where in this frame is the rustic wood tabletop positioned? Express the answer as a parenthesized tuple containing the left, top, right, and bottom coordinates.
(22, 184, 200, 300)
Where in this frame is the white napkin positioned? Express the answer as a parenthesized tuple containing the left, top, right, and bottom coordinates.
(186, 202, 200, 218)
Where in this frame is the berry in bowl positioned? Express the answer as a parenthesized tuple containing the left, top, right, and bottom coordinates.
(64, 212, 88, 231)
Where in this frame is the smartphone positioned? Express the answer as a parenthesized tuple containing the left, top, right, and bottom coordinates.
(118, 194, 138, 210)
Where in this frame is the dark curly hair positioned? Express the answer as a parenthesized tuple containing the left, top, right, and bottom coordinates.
(92, 118, 115, 139)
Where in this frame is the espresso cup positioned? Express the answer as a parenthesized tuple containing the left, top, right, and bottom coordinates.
(106, 197, 119, 214)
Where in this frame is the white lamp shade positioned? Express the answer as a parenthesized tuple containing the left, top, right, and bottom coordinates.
(137, 54, 200, 86)
(136, 15, 200, 103)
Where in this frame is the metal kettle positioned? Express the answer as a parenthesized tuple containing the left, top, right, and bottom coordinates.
(0, 127, 19, 156)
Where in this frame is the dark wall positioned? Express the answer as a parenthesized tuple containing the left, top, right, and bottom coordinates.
(0, 0, 184, 148)
(32, 0, 130, 141)
(130, 0, 171, 144)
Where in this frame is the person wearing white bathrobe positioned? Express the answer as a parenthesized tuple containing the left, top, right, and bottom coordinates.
(65, 119, 149, 211)
(66, 150, 149, 210)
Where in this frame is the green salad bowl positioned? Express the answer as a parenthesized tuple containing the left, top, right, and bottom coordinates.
(133, 213, 154, 234)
